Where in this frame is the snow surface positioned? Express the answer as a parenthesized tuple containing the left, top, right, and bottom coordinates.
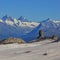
(0, 40, 60, 60)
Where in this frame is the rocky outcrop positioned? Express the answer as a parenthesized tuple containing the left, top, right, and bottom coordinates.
(37, 30, 59, 42)
(0, 37, 25, 44)
(51, 35, 58, 42)
(52, 35, 58, 40)
(38, 30, 44, 39)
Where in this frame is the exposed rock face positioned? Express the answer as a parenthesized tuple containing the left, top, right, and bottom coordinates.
(52, 35, 58, 41)
(37, 30, 59, 42)
(36, 30, 44, 42)
(0, 37, 25, 44)
(39, 30, 44, 39)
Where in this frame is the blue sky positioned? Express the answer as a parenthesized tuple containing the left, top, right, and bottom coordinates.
(0, 0, 60, 22)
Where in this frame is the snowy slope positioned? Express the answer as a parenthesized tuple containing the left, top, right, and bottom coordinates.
(0, 15, 39, 40)
(22, 18, 60, 42)
(0, 15, 60, 42)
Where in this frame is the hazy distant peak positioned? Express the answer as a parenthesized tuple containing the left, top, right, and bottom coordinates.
(2, 15, 14, 21)
(18, 16, 28, 22)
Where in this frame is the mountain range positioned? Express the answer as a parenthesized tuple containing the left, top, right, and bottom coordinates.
(0, 15, 39, 40)
(22, 18, 60, 42)
(0, 15, 60, 42)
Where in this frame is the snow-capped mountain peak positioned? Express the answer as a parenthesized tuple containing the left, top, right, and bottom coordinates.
(18, 16, 28, 22)
(0, 15, 60, 42)
(42, 18, 52, 23)
(2, 15, 14, 21)
(0, 15, 39, 40)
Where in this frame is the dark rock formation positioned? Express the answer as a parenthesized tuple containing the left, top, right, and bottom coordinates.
(39, 30, 44, 39)
(0, 37, 25, 44)
(37, 30, 59, 42)
(52, 35, 58, 40)
(51, 35, 59, 42)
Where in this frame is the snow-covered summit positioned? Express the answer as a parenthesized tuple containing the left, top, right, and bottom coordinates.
(0, 15, 39, 40)
(2, 15, 14, 21)
(0, 15, 39, 27)
(0, 15, 60, 42)
(18, 16, 28, 22)
(22, 18, 60, 42)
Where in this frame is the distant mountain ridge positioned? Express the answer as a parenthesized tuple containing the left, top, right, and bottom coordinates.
(22, 18, 60, 42)
(2, 15, 14, 21)
(0, 15, 60, 42)
(0, 15, 39, 40)
(18, 16, 28, 22)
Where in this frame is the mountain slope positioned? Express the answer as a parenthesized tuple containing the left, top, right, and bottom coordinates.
(0, 15, 60, 42)
(22, 18, 60, 42)
(0, 15, 39, 40)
